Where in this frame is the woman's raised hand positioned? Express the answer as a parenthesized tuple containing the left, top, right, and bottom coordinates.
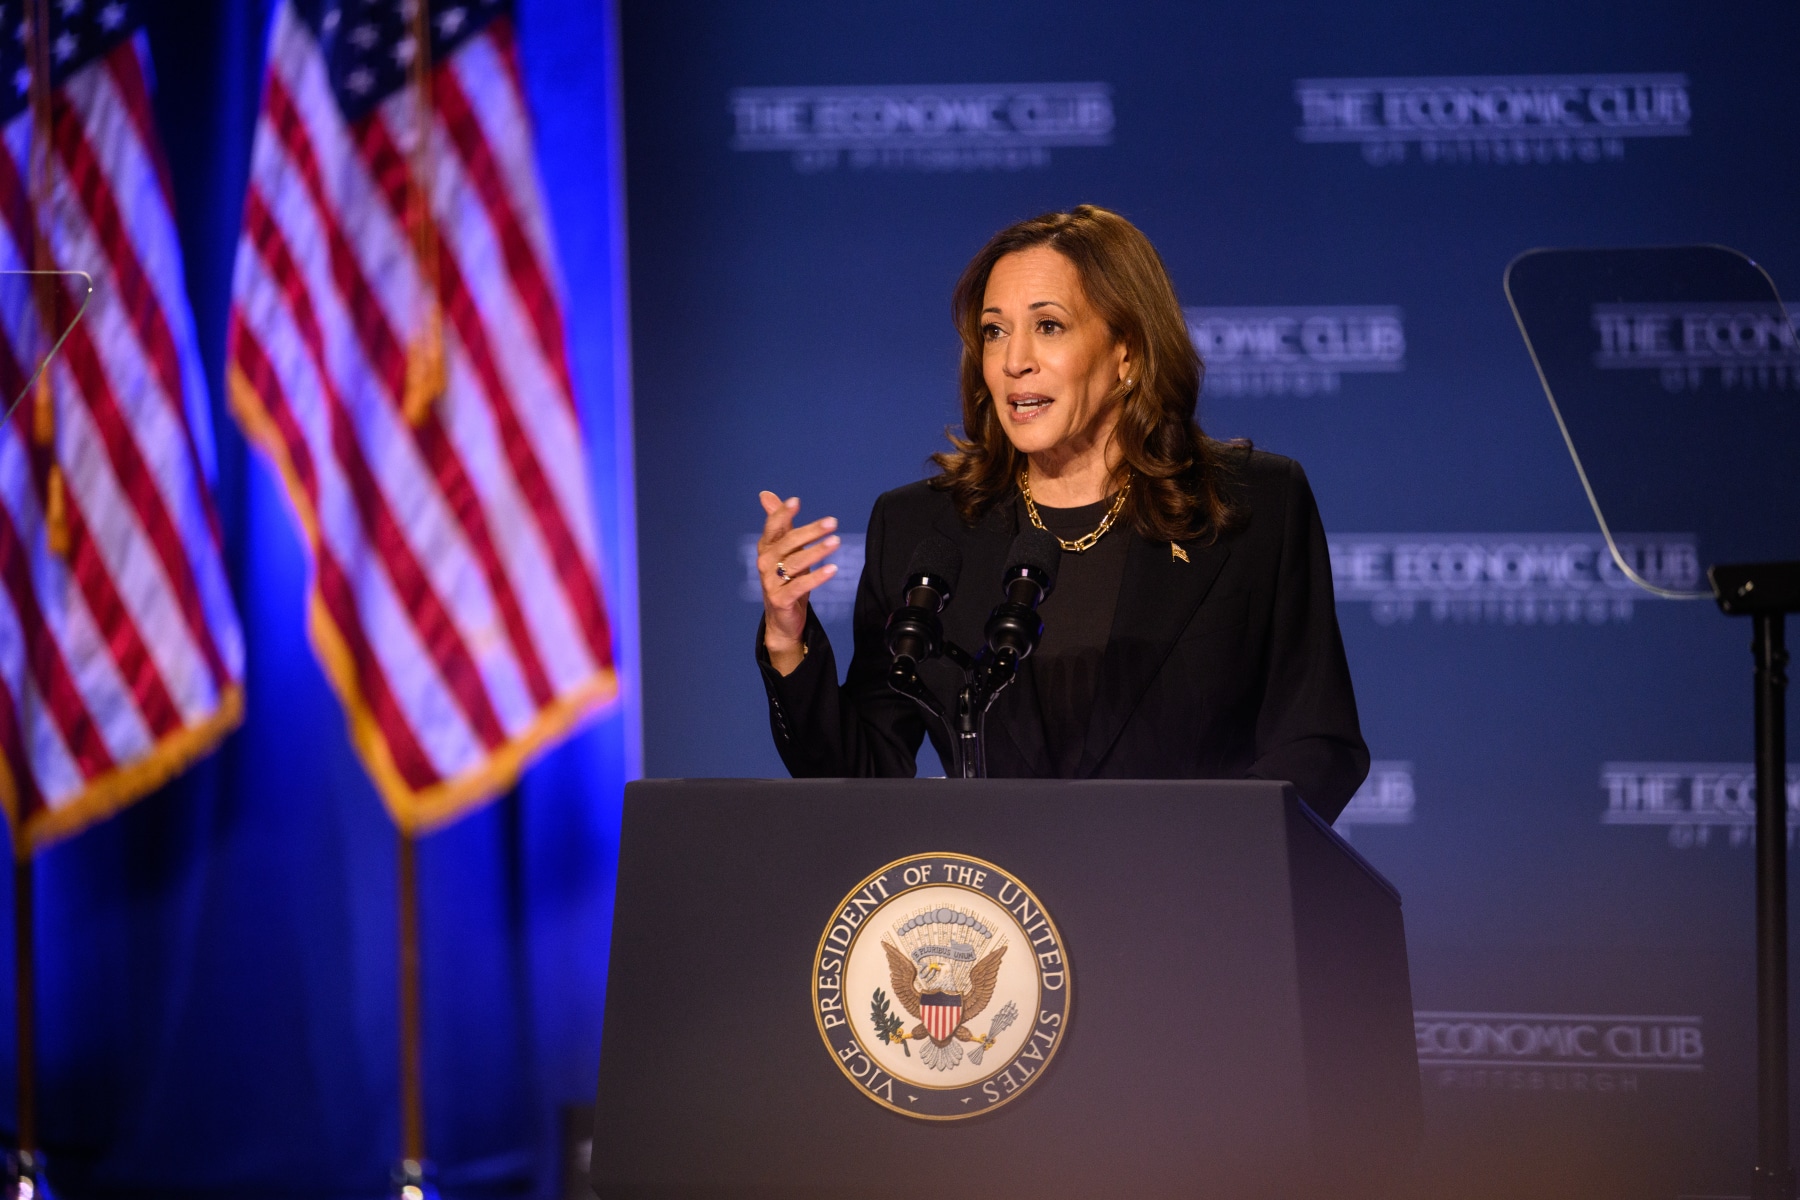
(757, 491, 840, 675)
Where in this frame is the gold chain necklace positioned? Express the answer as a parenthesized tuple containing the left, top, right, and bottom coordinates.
(1019, 469, 1132, 553)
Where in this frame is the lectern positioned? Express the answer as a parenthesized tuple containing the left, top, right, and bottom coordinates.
(591, 779, 1421, 1199)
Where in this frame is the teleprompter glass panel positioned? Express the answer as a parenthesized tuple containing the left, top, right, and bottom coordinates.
(1506, 246, 1800, 598)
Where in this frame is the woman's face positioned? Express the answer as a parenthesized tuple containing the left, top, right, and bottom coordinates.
(979, 246, 1129, 466)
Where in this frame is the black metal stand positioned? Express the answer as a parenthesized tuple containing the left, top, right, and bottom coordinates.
(888, 640, 1021, 779)
(1711, 562, 1800, 1200)
(392, 828, 431, 1200)
(8, 848, 41, 1200)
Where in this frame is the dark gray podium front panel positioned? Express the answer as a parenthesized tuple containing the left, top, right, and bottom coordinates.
(592, 779, 1419, 1198)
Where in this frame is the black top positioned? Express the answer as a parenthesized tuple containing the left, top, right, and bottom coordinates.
(753, 449, 1370, 821)
(1030, 495, 1129, 777)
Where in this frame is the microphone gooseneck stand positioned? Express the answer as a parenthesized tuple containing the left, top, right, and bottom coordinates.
(951, 642, 1019, 780)
(888, 597, 1041, 780)
(887, 532, 1058, 779)
(891, 633, 1029, 779)
(1712, 560, 1800, 1200)
(884, 647, 967, 775)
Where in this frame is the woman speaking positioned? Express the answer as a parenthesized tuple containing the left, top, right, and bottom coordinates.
(751, 206, 1368, 821)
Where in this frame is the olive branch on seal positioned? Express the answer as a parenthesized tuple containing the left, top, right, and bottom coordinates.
(870, 987, 910, 1056)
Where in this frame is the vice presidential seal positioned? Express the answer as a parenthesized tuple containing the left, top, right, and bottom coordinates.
(813, 852, 1070, 1119)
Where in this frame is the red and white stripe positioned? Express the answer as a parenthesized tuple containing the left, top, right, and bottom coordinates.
(923, 997, 962, 1043)
(0, 36, 244, 850)
(229, 6, 615, 828)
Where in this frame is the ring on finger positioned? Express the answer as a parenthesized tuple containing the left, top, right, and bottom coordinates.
(775, 561, 791, 581)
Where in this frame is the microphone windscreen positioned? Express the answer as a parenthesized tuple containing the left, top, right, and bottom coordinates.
(903, 535, 963, 592)
(1005, 527, 1062, 590)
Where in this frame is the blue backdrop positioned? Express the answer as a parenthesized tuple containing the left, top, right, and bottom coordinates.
(0, 2, 637, 1197)
(622, 2, 1800, 1196)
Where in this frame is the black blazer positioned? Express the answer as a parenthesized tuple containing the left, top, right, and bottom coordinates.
(755, 450, 1370, 822)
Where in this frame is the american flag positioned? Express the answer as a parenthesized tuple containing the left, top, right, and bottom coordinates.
(0, 0, 244, 851)
(229, 0, 616, 830)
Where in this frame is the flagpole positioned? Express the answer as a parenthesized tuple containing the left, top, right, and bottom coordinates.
(396, 6, 435, 1191)
(396, 829, 425, 1198)
(11, 851, 35, 1190)
(13, 1, 50, 1184)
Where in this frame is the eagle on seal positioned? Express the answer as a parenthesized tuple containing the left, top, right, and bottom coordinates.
(880, 937, 1008, 1072)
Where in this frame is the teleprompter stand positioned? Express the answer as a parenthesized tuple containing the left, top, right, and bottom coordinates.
(1508, 245, 1800, 1200)
(1714, 562, 1800, 1200)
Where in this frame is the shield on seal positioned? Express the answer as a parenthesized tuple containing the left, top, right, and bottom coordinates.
(920, 992, 962, 1043)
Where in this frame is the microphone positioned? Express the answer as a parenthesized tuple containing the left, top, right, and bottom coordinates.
(885, 536, 962, 667)
(985, 528, 1060, 661)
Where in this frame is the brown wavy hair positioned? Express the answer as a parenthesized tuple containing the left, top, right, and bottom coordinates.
(930, 205, 1242, 542)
